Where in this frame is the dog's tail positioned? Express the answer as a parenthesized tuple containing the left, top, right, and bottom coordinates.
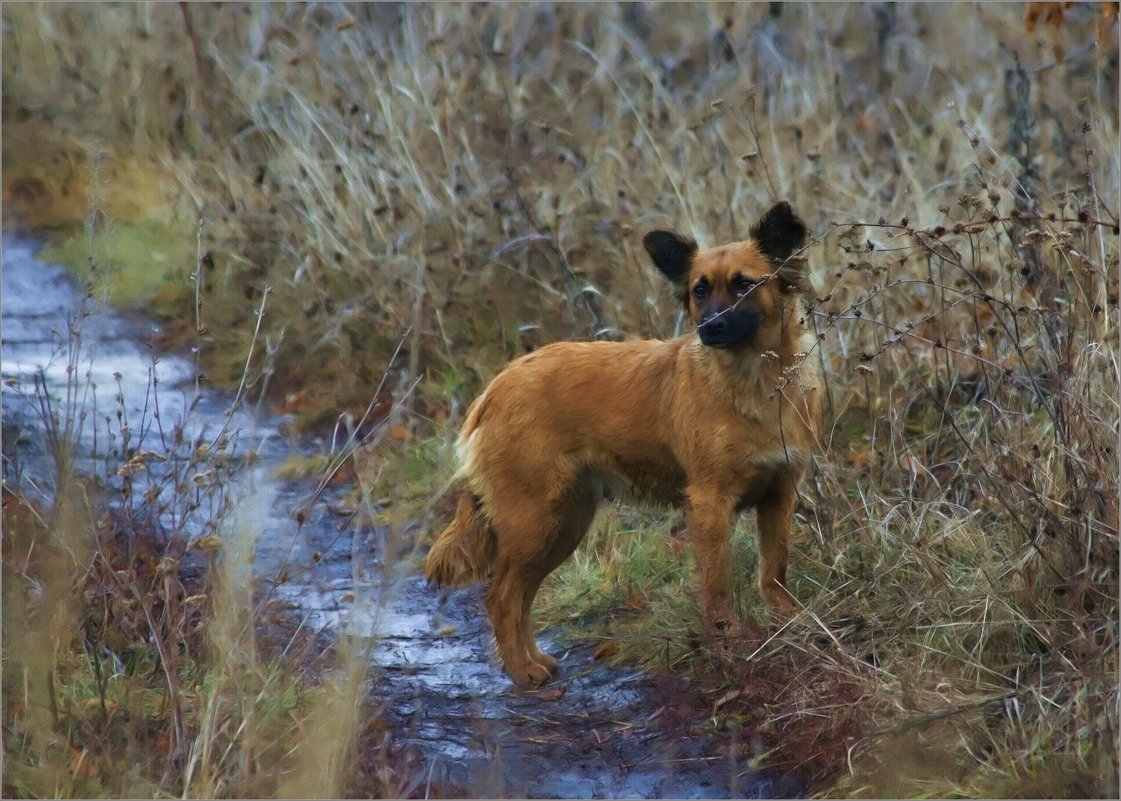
(425, 493, 496, 587)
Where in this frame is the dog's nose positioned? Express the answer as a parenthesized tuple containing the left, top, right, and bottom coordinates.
(699, 314, 728, 337)
(697, 308, 758, 348)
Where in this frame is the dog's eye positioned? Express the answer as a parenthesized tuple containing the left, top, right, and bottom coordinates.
(731, 276, 755, 296)
(692, 281, 709, 300)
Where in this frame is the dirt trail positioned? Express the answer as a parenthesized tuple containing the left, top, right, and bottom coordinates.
(260, 478, 779, 797)
(3, 236, 789, 798)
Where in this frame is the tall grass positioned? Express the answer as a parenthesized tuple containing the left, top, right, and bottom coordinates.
(4, 2, 1118, 797)
(8, 4, 1113, 423)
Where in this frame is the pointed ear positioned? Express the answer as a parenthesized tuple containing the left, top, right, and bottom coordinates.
(643, 230, 698, 285)
(749, 201, 807, 266)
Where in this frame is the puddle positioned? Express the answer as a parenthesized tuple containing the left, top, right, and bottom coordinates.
(2, 236, 788, 798)
(2, 236, 287, 542)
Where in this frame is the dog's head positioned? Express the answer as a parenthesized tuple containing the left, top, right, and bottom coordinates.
(644, 202, 809, 350)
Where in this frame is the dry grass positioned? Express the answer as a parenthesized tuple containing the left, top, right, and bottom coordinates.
(4, 2, 1118, 797)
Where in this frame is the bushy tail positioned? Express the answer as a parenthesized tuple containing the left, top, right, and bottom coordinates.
(425, 493, 495, 587)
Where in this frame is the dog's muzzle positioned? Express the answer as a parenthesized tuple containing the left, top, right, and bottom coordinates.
(698, 308, 760, 348)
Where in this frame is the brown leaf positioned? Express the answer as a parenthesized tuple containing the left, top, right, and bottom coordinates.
(594, 641, 619, 660)
(1024, 2, 1067, 33)
(1099, 3, 1119, 45)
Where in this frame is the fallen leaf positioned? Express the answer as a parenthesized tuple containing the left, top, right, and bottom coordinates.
(535, 687, 566, 701)
(594, 642, 619, 660)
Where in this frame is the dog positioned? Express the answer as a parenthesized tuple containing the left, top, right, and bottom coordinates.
(425, 201, 822, 689)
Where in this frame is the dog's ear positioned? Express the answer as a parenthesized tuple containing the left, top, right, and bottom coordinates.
(749, 201, 807, 267)
(752, 202, 812, 294)
(643, 230, 697, 285)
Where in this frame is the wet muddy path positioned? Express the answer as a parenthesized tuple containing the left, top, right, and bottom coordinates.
(3, 237, 785, 798)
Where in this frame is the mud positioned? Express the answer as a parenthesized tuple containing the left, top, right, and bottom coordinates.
(3, 236, 793, 798)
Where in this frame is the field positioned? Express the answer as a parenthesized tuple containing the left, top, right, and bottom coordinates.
(3, 3, 1118, 797)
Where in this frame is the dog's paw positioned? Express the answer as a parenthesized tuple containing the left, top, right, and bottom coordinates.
(535, 649, 559, 673)
(705, 615, 761, 644)
(527, 658, 556, 686)
(761, 583, 797, 618)
(704, 606, 740, 637)
(762, 595, 798, 618)
(511, 658, 556, 690)
(706, 617, 734, 638)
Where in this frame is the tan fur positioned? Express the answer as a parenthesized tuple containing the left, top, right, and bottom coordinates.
(426, 204, 822, 689)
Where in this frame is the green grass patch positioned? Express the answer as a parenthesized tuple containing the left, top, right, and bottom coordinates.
(41, 219, 196, 310)
(534, 508, 772, 673)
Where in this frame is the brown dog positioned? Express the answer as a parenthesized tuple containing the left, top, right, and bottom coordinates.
(426, 202, 822, 688)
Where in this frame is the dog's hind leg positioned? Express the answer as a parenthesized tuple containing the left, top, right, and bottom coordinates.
(485, 484, 599, 688)
(756, 481, 797, 614)
(516, 487, 600, 675)
(486, 555, 556, 689)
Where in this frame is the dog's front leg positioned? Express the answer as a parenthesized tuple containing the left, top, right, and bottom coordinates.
(756, 480, 797, 615)
(685, 487, 739, 638)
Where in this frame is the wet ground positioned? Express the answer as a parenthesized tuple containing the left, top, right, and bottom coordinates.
(2, 236, 788, 798)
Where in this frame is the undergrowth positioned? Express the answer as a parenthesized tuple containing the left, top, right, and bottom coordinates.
(4, 2, 1119, 798)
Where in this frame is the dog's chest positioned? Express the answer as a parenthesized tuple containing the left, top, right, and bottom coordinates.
(734, 445, 810, 508)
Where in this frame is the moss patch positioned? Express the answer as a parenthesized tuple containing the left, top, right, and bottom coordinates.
(3, 120, 195, 309)
(40, 219, 195, 309)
